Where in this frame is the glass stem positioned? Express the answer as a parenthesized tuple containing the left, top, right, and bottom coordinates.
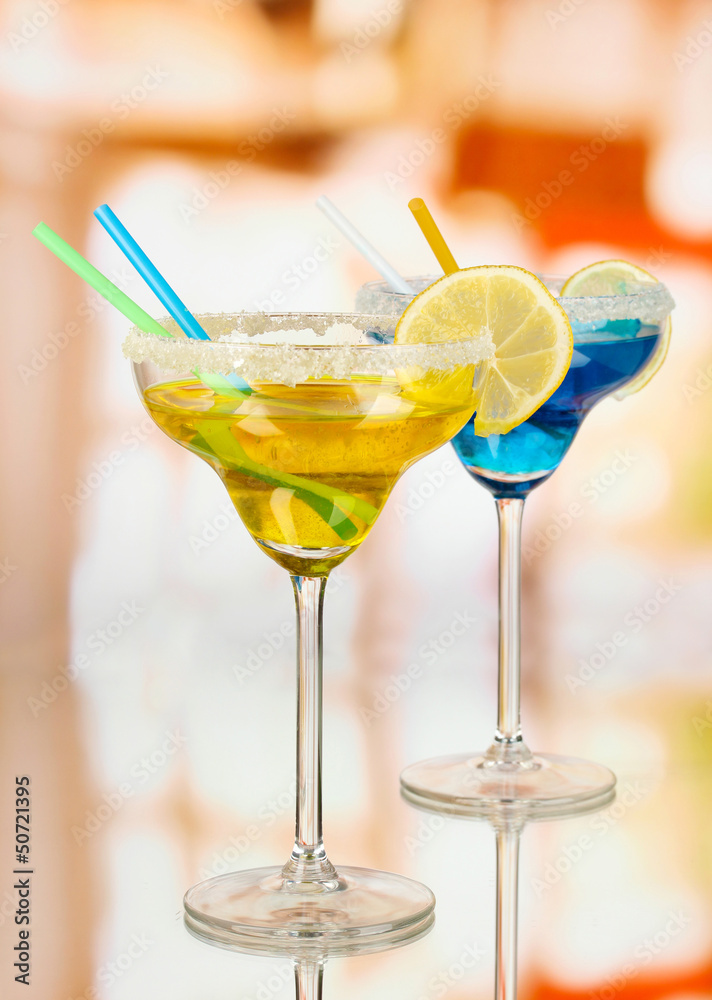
(487, 498, 532, 765)
(294, 959, 324, 1000)
(495, 824, 521, 1000)
(282, 575, 338, 885)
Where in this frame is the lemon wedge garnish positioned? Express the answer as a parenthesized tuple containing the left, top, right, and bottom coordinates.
(395, 266, 573, 436)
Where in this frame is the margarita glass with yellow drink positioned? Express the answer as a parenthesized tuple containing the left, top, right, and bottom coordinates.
(125, 310, 493, 951)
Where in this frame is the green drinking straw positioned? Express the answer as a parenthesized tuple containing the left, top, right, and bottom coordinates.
(33, 222, 171, 338)
(32, 222, 239, 396)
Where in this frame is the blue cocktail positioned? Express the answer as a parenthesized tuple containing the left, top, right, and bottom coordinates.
(456, 323, 660, 498)
(357, 272, 674, 817)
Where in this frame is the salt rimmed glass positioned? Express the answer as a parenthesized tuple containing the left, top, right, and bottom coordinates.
(356, 277, 674, 818)
(125, 312, 491, 951)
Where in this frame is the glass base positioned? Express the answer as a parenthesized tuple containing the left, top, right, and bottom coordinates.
(400, 752, 616, 821)
(184, 865, 435, 958)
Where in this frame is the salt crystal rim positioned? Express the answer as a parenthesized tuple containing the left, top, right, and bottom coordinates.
(357, 275, 675, 324)
(122, 312, 495, 382)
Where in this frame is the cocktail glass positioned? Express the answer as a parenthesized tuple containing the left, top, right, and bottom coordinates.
(356, 276, 674, 817)
(125, 311, 491, 949)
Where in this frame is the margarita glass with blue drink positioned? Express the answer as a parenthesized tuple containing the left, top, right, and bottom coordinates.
(357, 260, 674, 816)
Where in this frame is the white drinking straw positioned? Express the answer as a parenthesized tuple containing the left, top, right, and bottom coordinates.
(316, 196, 415, 295)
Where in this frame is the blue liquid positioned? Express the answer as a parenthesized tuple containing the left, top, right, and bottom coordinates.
(453, 320, 661, 498)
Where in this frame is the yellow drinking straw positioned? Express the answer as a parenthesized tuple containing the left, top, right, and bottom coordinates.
(408, 198, 459, 275)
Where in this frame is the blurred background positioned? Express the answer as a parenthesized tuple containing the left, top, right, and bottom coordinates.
(1, 0, 711, 997)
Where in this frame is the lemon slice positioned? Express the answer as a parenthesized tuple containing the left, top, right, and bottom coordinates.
(561, 258, 655, 296)
(395, 266, 573, 436)
(560, 259, 671, 399)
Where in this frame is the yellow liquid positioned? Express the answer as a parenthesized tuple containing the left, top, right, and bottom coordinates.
(144, 376, 474, 574)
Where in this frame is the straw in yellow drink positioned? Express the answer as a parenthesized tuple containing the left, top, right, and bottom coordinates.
(144, 374, 473, 575)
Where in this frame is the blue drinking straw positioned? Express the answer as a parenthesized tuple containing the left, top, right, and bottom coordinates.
(33, 222, 245, 398)
(94, 204, 212, 340)
(94, 204, 251, 392)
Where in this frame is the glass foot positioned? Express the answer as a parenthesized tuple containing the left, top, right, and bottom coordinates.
(400, 752, 616, 820)
(184, 866, 435, 957)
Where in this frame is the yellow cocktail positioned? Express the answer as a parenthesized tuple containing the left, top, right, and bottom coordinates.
(144, 375, 472, 574)
(125, 312, 492, 953)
